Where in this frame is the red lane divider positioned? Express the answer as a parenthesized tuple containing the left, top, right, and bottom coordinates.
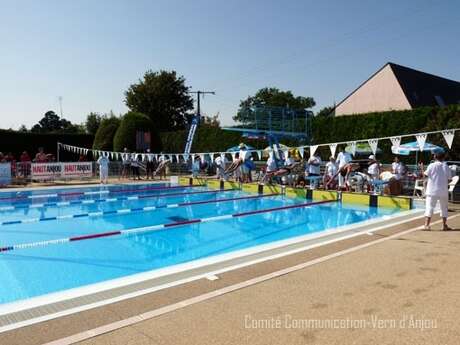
(70, 231, 122, 242)
(0, 199, 336, 252)
(233, 199, 334, 218)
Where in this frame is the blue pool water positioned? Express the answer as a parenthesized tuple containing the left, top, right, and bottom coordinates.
(0, 183, 401, 305)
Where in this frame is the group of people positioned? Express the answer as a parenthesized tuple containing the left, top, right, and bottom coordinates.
(0, 148, 56, 177)
(260, 148, 409, 194)
(96, 148, 172, 184)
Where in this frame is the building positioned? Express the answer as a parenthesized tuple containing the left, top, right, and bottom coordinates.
(334, 62, 460, 116)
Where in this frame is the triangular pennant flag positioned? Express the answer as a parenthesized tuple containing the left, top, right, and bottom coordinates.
(231, 152, 236, 161)
(329, 143, 337, 158)
(416, 133, 427, 151)
(368, 139, 379, 155)
(347, 142, 357, 156)
(298, 147, 304, 159)
(309, 145, 318, 157)
(283, 149, 289, 160)
(257, 150, 262, 160)
(442, 130, 455, 149)
(175, 154, 180, 162)
(390, 136, 401, 148)
(200, 154, 205, 162)
(220, 153, 226, 161)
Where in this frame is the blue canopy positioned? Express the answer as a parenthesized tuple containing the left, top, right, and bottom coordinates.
(391, 141, 445, 156)
(226, 144, 255, 152)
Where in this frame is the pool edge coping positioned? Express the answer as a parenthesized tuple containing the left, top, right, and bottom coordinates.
(0, 207, 424, 333)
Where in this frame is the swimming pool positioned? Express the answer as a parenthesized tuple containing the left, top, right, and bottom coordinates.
(0, 182, 402, 306)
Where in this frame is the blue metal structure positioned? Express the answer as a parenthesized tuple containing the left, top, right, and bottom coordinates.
(223, 105, 313, 167)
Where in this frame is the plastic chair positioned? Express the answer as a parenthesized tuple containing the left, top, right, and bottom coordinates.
(413, 179, 425, 197)
(449, 175, 459, 201)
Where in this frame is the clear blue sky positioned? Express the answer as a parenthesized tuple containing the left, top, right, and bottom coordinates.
(0, 0, 459, 129)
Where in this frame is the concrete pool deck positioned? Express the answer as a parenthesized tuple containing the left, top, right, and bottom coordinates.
(0, 204, 458, 345)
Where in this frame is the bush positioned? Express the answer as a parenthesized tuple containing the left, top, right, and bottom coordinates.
(113, 112, 160, 152)
(93, 116, 121, 151)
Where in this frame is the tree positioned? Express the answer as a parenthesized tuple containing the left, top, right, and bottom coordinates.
(85, 112, 102, 135)
(234, 87, 316, 123)
(31, 110, 84, 133)
(93, 115, 121, 151)
(316, 106, 335, 117)
(124, 70, 194, 132)
(18, 124, 28, 132)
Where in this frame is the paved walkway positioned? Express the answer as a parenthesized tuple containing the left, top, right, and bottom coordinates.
(63, 211, 460, 345)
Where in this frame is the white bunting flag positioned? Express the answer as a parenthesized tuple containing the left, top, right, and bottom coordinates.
(390, 136, 401, 148)
(298, 147, 304, 159)
(231, 152, 236, 161)
(309, 145, 318, 157)
(368, 139, 379, 155)
(347, 142, 357, 156)
(329, 143, 337, 158)
(257, 150, 262, 160)
(175, 154, 180, 162)
(442, 130, 455, 149)
(416, 133, 427, 151)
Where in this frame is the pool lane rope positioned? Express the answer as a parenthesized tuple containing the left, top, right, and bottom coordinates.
(0, 193, 278, 226)
(0, 184, 201, 203)
(0, 188, 232, 212)
(0, 199, 335, 252)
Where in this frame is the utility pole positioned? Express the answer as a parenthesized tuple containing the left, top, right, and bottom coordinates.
(188, 90, 215, 122)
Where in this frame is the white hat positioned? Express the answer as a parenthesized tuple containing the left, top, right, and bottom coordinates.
(368, 155, 376, 160)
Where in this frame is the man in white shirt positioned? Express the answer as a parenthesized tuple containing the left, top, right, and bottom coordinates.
(306, 153, 322, 189)
(97, 154, 109, 184)
(225, 143, 249, 176)
(323, 156, 338, 189)
(367, 155, 380, 180)
(336, 148, 352, 188)
(214, 155, 228, 179)
(424, 153, 452, 230)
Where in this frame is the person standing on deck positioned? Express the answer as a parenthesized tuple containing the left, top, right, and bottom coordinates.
(337, 148, 352, 190)
(97, 154, 109, 184)
(424, 152, 452, 231)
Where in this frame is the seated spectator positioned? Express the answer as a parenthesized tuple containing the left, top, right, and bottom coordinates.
(78, 154, 87, 162)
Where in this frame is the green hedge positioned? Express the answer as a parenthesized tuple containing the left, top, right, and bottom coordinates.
(93, 116, 121, 151)
(0, 130, 93, 161)
(159, 105, 460, 161)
